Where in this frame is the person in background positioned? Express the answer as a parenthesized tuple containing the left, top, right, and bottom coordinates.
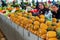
(38, 3, 46, 14)
(51, 4, 60, 19)
(31, 3, 50, 16)
(1, 0, 7, 7)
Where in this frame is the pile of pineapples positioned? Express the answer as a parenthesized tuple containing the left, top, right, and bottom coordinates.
(9, 11, 60, 40)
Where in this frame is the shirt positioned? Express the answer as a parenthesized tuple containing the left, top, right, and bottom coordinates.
(52, 9, 60, 19)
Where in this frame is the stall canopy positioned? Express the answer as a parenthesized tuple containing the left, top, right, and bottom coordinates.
(1, 0, 60, 4)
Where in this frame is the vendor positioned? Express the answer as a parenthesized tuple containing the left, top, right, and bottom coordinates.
(31, 3, 49, 16)
(51, 4, 60, 19)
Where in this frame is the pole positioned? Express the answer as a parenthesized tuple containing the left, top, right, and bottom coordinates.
(52, 0, 55, 5)
(41, 0, 43, 2)
(46, 0, 48, 5)
(21, 0, 24, 9)
(36, 0, 39, 8)
(32, 0, 35, 6)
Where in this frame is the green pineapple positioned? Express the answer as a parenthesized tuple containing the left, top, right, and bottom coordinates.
(47, 27, 53, 31)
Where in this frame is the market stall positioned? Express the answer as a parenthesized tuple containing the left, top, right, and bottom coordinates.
(0, 14, 43, 40)
(0, 0, 60, 40)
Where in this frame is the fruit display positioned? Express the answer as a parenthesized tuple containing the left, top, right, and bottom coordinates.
(0, 5, 60, 40)
(8, 11, 60, 40)
(0, 7, 22, 17)
(1, 1, 60, 40)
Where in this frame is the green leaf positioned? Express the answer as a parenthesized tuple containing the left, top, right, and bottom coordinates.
(47, 27, 53, 31)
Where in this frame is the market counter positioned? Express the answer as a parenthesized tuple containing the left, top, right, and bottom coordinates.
(0, 14, 43, 40)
